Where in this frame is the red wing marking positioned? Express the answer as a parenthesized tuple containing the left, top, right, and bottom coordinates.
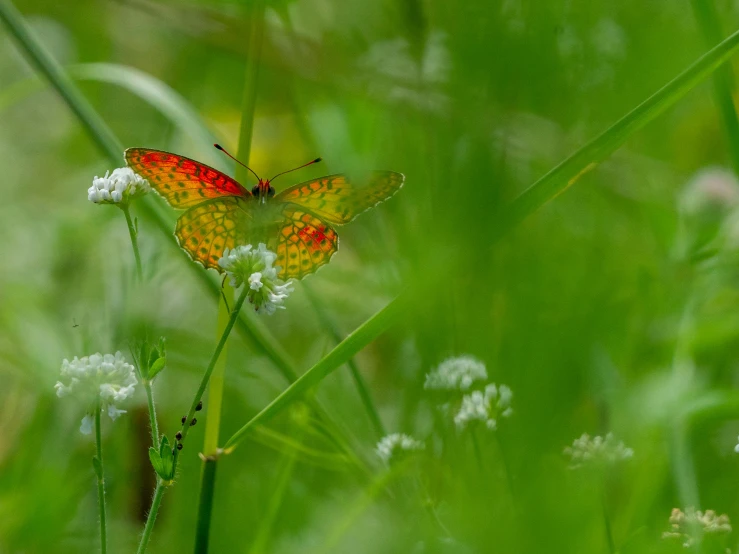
(125, 148, 250, 209)
(275, 205, 338, 280)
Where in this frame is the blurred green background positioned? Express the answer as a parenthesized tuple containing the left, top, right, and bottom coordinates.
(4, 0, 739, 552)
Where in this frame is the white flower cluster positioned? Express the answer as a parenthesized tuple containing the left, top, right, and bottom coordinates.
(424, 355, 488, 391)
(218, 243, 293, 314)
(88, 167, 150, 205)
(563, 433, 633, 469)
(454, 383, 513, 431)
(55, 352, 138, 434)
(376, 433, 424, 464)
(662, 508, 732, 548)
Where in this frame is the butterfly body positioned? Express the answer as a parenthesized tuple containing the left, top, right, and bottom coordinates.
(124, 148, 404, 279)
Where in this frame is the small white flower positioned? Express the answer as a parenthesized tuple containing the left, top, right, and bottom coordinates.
(563, 432, 633, 469)
(425, 355, 488, 391)
(107, 405, 127, 420)
(88, 167, 150, 205)
(80, 415, 94, 435)
(453, 383, 513, 431)
(218, 243, 294, 314)
(662, 507, 732, 548)
(376, 433, 424, 464)
(55, 351, 137, 434)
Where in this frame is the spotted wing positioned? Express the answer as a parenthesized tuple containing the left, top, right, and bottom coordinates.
(175, 198, 251, 269)
(275, 206, 339, 280)
(125, 148, 250, 209)
(274, 171, 404, 225)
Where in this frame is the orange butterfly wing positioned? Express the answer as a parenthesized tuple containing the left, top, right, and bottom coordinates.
(125, 148, 250, 208)
(275, 206, 339, 280)
(175, 197, 252, 269)
(274, 171, 404, 225)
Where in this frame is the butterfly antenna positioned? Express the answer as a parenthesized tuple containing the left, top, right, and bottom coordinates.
(269, 157, 323, 183)
(214, 144, 261, 181)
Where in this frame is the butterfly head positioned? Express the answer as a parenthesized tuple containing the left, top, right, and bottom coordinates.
(214, 144, 322, 204)
(251, 180, 276, 203)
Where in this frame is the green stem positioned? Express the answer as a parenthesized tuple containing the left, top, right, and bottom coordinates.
(144, 380, 159, 446)
(193, 284, 232, 554)
(136, 480, 167, 554)
(223, 294, 405, 452)
(173, 286, 249, 468)
(302, 282, 385, 438)
(194, 460, 218, 554)
(135, 287, 248, 553)
(94, 407, 107, 554)
(192, 1, 265, 546)
(601, 487, 615, 554)
(121, 204, 143, 283)
(234, 0, 266, 182)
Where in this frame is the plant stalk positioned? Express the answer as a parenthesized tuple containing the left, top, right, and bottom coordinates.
(143, 380, 159, 447)
(121, 204, 143, 283)
(193, 283, 233, 554)
(174, 286, 249, 468)
(192, 1, 266, 549)
(136, 480, 166, 554)
(94, 407, 107, 554)
(194, 460, 219, 554)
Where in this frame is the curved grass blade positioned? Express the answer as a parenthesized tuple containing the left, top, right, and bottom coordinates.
(223, 294, 405, 452)
(496, 26, 739, 237)
(690, 0, 739, 174)
(0, 0, 299, 384)
(68, 63, 220, 152)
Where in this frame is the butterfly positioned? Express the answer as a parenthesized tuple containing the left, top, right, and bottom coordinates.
(124, 146, 404, 280)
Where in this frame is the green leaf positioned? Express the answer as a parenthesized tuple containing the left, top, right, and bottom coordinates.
(148, 357, 166, 379)
(159, 435, 170, 459)
(147, 347, 159, 373)
(149, 437, 175, 480)
(148, 447, 162, 476)
(91, 456, 102, 479)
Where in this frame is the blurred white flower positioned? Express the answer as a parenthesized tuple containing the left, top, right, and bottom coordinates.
(424, 355, 488, 391)
(681, 167, 739, 216)
(563, 432, 633, 469)
(376, 433, 424, 464)
(358, 30, 450, 114)
(88, 167, 150, 205)
(218, 243, 293, 314)
(662, 507, 731, 548)
(55, 351, 137, 434)
(591, 18, 627, 60)
(454, 383, 513, 431)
